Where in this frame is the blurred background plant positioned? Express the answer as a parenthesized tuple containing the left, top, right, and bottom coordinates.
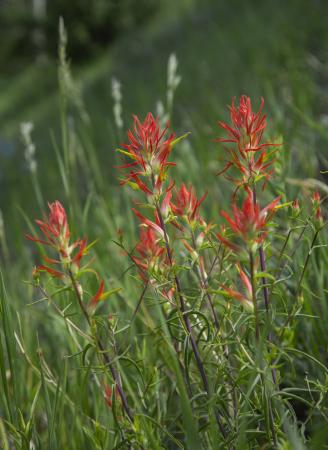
(0, 0, 158, 67)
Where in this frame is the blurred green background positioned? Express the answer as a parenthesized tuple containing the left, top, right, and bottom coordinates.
(0, 0, 328, 252)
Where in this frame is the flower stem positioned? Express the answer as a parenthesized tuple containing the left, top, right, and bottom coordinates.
(249, 251, 277, 446)
(68, 270, 134, 423)
(252, 187, 277, 385)
(118, 241, 194, 400)
(249, 250, 260, 342)
(190, 231, 220, 330)
(156, 206, 227, 439)
(252, 188, 270, 313)
(190, 233, 239, 426)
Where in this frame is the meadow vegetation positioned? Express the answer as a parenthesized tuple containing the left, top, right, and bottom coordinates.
(0, 1, 328, 448)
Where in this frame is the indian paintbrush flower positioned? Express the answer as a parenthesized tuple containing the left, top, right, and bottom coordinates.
(132, 227, 166, 277)
(26, 201, 105, 307)
(26, 201, 78, 275)
(217, 188, 280, 251)
(216, 96, 280, 188)
(170, 183, 207, 225)
(218, 96, 270, 152)
(117, 113, 176, 196)
(132, 227, 174, 301)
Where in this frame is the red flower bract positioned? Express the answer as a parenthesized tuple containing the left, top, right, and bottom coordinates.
(216, 96, 280, 188)
(26, 201, 87, 276)
(89, 280, 105, 307)
(170, 184, 207, 224)
(217, 189, 280, 248)
(132, 228, 166, 278)
(131, 227, 174, 301)
(117, 113, 176, 195)
(26, 201, 106, 313)
(27, 201, 70, 249)
(218, 96, 271, 152)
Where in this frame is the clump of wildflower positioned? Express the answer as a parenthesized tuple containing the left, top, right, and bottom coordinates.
(26, 201, 104, 306)
(216, 96, 280, 188)
(218, 96, 269, 151)
(132, 227, 166, 278)
(26, 201, 83, 275)
(168, 184, 212, 259)
(170, 184, 207, 226)
(117, 113, 185, 198)
(217, 188, 280, 251)
(132, 227, 173, 301)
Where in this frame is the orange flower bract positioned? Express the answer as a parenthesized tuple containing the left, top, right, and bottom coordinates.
(217, 189, 280, 249)
(117, 113, 176, 195)
(216, 96, 280, 188)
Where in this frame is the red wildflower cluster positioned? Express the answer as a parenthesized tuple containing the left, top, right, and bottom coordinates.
(217, 189, 280, 250)
(117, 113, 176, 196)
(28, 201, 70, 247)
(170, 184, 207, 224)
(216, 96, 279, 188)
(131, 209, 175, 299)
(218, 96, 269, 151)
(26, 201, 104, 307)
(26, 201, 86, 278)
(132, 228, 168, 280)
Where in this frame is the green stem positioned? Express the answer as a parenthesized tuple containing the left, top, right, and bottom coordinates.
(190, 231, 220, 330)
(249, 250, 260, 342)
(68, 269, 134, 423)
(156, 205, 227, 440)
(279, 228, 320, 341)
(249, 252, 277, 446)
